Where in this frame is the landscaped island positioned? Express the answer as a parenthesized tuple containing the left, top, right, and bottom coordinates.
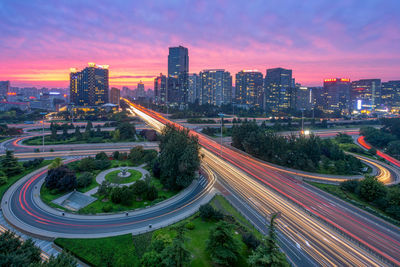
(231, 120, 365, 175)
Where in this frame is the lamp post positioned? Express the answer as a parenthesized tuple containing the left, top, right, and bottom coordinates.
(218, 113, 225, 155)
(40, 112, 47, 152)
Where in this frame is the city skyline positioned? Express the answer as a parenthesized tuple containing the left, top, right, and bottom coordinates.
(1, 0, 399, 89)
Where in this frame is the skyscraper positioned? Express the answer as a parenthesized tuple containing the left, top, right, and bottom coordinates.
(69, 63, 109, 106)
(382, 81, 400, 110)
(295, 85, 313, 111)
(137, 81, 145, 98)
(264, 68, 293, 112)
(167, 46, 189, 104)
(154, 73, 167, 104)
(351, 79, 381, 111)
(0, 81, 10, 101)
(235, 70, 263, 107)
(199, 69, 232, 106)
(110, 87, 120, 106)
(323, 78, 351, 112)
(188, 73, 201, 103)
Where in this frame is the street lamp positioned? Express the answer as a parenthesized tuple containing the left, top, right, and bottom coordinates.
(218, 113, 225, 155)
(40, 112, 47, 152)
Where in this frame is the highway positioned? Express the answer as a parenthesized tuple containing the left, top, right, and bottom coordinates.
(126, 99, 400, 266)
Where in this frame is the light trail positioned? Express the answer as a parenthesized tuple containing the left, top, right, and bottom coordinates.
(124, 99, 400, 266)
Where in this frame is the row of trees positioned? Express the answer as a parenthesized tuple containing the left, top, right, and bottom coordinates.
(0, 230, 77, 267)
(341, 176, 400, 220)
(0, 108, 45, 123)
(48, 121, 136, 143)
(0, 123, 22, 136)
(232, 120, 363, 174)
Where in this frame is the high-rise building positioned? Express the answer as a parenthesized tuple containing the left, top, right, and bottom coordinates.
(137, 81, 145, 98)
(167, 46, 189, 104)
(295, 85, 313, 111)
(323, 78, 351, 112)
(351, 79, 381, 111)
(0, 81, 10, 101)
(199, 69, 232, 106)
(69, 63, 109, 106)
(110, 87, 120, 106)
(382, 81, 400, 110)
(235, 70, 263, 107)
(264, 68, 293, 112)
(154, 74, 167, 104)
(188, 73, 201, 103)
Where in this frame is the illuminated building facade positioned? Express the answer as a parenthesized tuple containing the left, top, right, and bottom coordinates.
(0, 81, 10, 101)
(168, 46, 189, 104)
(381, 80, 400, 110)
(235, 70, 263, 107)
(69, 63, 109, 106)
(295, 85, 313, 110)
(154, 74, 167, 104)
(188, 73, 201, 103)
(110, 87, 120, 106)
(265, 68, 293, 112)
(351, 79, 381, 111)
(323, 78, 351, 112)
(137, 81, 145, 98)
(199, 69, 232, 106)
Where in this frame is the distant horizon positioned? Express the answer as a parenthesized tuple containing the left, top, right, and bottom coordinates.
(1, 1, 399, 89)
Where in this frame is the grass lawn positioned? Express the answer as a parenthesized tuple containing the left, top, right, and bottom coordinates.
(105, 169, 142, 184)
(55, 195, 259, 267)
(0, 160, 52, 200)
(307, 181, 400, 226)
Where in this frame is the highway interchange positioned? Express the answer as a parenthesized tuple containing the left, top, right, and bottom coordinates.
(1, 101, 400, 266)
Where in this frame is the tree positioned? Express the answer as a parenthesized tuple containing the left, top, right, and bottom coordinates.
(159, 125, 200, 190)
(40, 251, 77, 267)
(112, 129, 121, 142)
(206, 221, 240, 266)
(132, 180, 148, 199)
(95, 151, 109, 160)
(74, 126, 82, 140)
(0, 171, 7, 185)
(141, 251, 163, 267)
(0, 231, 41, 266)
(146, 185, 158, 201)
(110, 187, 123, 204)
(116, 122, 136, 140)
(112, 151, 120, 160)
(358, 175, 387, 202)
(77, 157, 95, 172)
(45, 166, 77, 192)
(77, 172, 93, 188)
(248, 214, 289, 267)
(161, 227, 191, 267)
(199, 203, 223, 221)
(85, 121, 93, 132)
(49, 157, 62, 169)
(0, 150, 23, 177)
(129, 146, 145, 165)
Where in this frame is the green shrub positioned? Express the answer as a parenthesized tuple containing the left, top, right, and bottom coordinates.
(102, 204, 113, 213)
(185, 222, 195, 230)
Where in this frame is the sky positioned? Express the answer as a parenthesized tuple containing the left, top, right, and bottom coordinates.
(0, 0, 399, 89)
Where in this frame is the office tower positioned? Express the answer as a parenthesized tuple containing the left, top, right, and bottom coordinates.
(382, 81, 400, 110)
(351, 79, 381, 111)
(167, 46, 189, 104)
(199, 69, 232, 106)
(310, 87, 324, 110)
(154, 74, 167, 104)
(69, 63, 109, 106)
(0, 81, 10, 100)
(235, 70, 263, 107)
(188, 73, 201, 103)
(110, 87, 120, 106)
(264, 68, 293, 112)
(295, 85, 313, 111)
(137, 81, 145, 98)
(323, 78, 351, 112)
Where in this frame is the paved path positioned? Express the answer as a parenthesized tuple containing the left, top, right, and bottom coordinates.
(95, 164, 149, 187)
